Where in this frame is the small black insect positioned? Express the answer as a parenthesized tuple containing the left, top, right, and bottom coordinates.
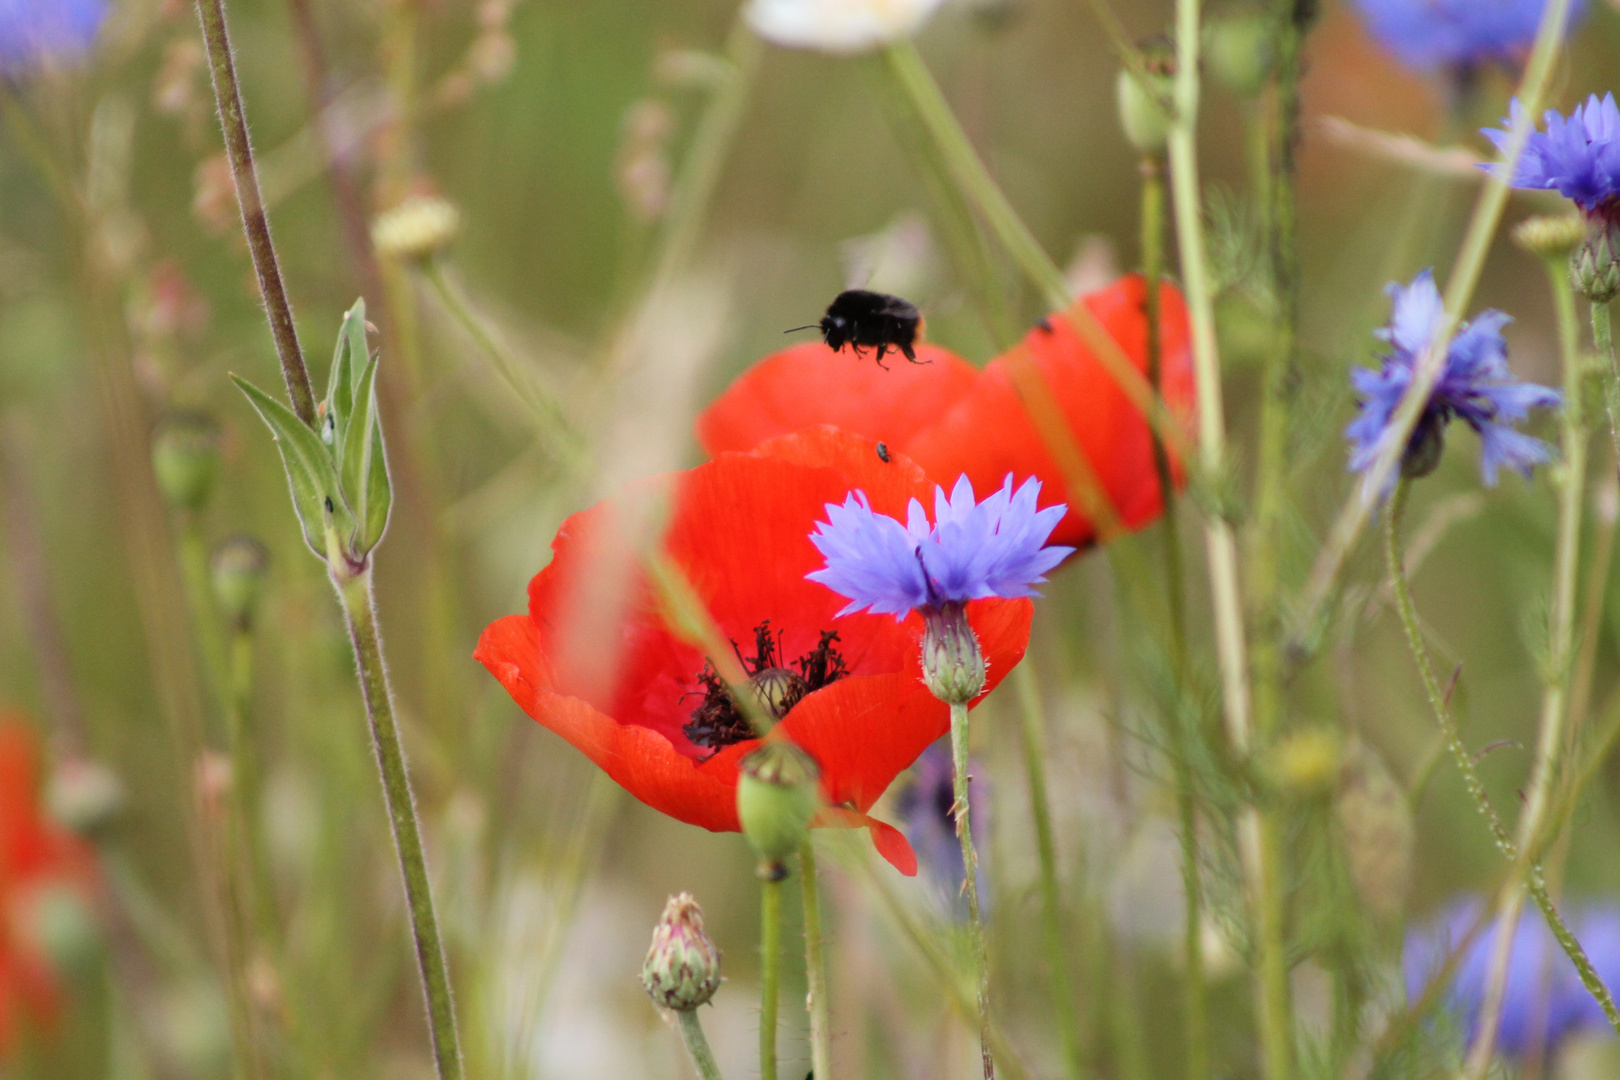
(1034, 317, 1054, 334)
(876, 441, 890, 463)
(786, 289, 925, 369)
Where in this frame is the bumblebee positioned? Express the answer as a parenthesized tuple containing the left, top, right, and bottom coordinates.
(787, 290, 925, 369)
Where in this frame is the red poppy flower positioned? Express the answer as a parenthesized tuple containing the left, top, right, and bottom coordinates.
(474, 428, 1032, 874)
(694, 275, 1195, 550)
(0, 718, 96, 1054)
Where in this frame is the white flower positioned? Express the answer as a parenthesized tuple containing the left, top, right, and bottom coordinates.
(746, 0, 946, 54)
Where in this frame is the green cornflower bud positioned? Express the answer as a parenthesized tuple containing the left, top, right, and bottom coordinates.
(1571, 219, 1620, 303)
(641, 892, 723, 1011)
(1512, 213, 1585, 261)
(921, 602, 985, 706)
(1204, 12, 1273, 98)
(371, 196, 461, 264)
(210, 535, 270, 632)
(1116, 42, 1175, 156)
(151, 411, 221, 511)
(30, 884, 101, 980)
(737, 740, 820, 876)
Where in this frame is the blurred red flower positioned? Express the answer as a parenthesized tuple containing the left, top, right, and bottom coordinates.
(696, 275, 1195, 550)
(0, 718, 96, 1054)
(475, 428, 1033, 874)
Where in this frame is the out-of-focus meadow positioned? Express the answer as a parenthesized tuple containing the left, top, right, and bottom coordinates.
(5, 0, 1620, 1078)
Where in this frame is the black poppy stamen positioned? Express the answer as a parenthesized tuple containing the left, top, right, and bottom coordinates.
(683, 622, 850, 753)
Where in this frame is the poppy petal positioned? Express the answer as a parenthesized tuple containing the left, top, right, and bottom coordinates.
(815, 806, 919, 876)
(696, 342, 980, 457)
(904, 276, 1194, 549)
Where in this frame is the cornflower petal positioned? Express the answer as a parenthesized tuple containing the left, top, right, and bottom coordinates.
(1345, 269, 1560, 493)
(0, 0, 105, 74)
(1484, 93, 1620, 213)
(809, 474, 1075, 615)
(1353, 0, 1582, 73)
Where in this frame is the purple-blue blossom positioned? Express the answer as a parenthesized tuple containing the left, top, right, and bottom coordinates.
(0, 0, 105, 75)
(1485, 94, 1620, 215)
(1352, 0, 1582, 73)
(895, 739, 988, 921)
(807, 474, 1073, 619)
(1405, 898, 1620, 1059)
(1345, 269, 1559, 493)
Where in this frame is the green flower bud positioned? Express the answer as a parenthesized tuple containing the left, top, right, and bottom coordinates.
(151, 411, 221, 511)
(921, 602, 985, 706)
(29, 884, 101, 980)
(641, 892, 722, 1011)
(1571, 219, 1620, 304)
(1205, 12, 1273, 98)
(210, 535, 270, 632)
(737, 740, 820, 875)
(46, 758, 125, 838)
(1512, 213, 1585, 261)
(372, 196, 462, 263)
(1263, 726, 1343, 799)
(1116, 42, 1175, 156)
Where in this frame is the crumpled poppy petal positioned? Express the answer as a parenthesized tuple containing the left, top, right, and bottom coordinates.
(475, 615, 740, 830)
(815, 806, 919, 876)
(696, 342, 980, 457)
(904, 275, 1194, 549)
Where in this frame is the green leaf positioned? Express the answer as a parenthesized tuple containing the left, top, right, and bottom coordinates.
(325, 313, 355, 430)
(341, 350, 381, 537)
(231, 374, 356, 558)
(361, 424, 392, 553)
(342, 298, 368, 400)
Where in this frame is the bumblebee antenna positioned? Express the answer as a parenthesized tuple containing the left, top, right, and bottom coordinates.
(782, 324, 821, 335)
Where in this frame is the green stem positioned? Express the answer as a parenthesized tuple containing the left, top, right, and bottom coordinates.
(1013, 666, 1084, 1080)
(193, 0, 316, 425)
(1594, 302, 1620, 484)
(338, 570, 464, 1080)
(677, 1009, 726, 1080)
(800, 840, 833, 1080)
(881, 40, 1069, 312)
(759, 874, 782, 1080)
(1382, 478, 1620, 1072)
(950, 701, 995, 1080)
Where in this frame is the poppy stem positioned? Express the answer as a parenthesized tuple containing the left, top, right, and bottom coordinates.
(800, 840, 834, 1080)
(948, 701, 995, 1080)
(1013, 666, 1084, 1080)
(338, 570, 465, 1080)
(677, 1009, 727, 1080)
(759, 872, 783, 1080)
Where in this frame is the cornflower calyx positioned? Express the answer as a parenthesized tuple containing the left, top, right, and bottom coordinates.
(684, 622, 847, 752)
(1572, 219, 1620, 303)
(1345, 269, 1560, 494)
(641, 893, 722, 1012)
(921, 601, 985, 705)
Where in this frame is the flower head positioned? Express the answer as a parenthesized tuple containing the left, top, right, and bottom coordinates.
(641, 893, 722, 1012)
(807, 474, 1072, 619)
(0, 0, 105, 76)
(1345, 269, 1559, 493)
(475, 428, 1035, 875)
(894, 739, 988, 921)
(1485, 94, 1620, 215)
(698, 275, 1197, 550)
(1404, 898, 1620, 1060)
(745, 0, 945, 54)
(1352, 0, 1582, 73)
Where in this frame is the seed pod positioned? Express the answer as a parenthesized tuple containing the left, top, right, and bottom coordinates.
(737, 740, 820, 873)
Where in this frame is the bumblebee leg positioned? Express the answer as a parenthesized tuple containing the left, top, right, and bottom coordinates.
(901, 342, 921, 364)
(873, 342, 891, 370)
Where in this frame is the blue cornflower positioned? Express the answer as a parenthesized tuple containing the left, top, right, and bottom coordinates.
(807, 474, 1072, 619)
(894, 738, 989, 921)
(808, 473, 1071, 704)
(1485, 94, 1620, 215)
(0, 0, 106, 75)
(1352, 0, 1582, 74)
(1405, 898, 1620, 1060)
(1345, 269, 1559, 494)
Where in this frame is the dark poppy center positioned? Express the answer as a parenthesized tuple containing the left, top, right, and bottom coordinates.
(683, 622, 848, 752)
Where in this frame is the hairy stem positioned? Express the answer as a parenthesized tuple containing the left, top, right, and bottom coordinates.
(759, 874, 782, 1080)
(677, 1009, 727, 1080)
(193, 0, 316, 424)
(1594, 302, 1620, 484)
(950, 701, 996, 1080)
(1013, 666, 1084, 1080)
(800, 840, 833, 1080)
(338, 571, 464, 1080)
